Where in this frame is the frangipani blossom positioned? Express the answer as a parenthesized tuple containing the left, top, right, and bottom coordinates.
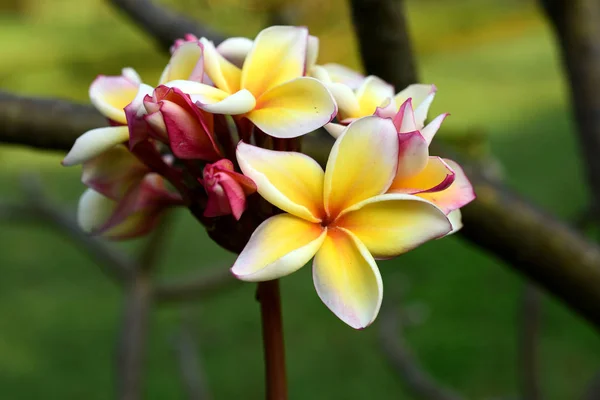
(78, 173, 182, 240)
(141, 86, 222, 160)
(168, 26, 336, 138)
(314, 64, 437, 139)
(381, 100, 475, 232)
(63, 69, 153, 166)
(202, 159, 256, 220)
(233, 116, 452, 328)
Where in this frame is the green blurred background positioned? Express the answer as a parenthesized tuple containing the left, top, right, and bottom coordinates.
(1, 0, 599, 398)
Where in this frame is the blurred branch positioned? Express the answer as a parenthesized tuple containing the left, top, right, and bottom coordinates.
(379, 306, 464, 400)
(154, 267, 240, 303)
(108, 0, 225, 49)
(137, 213, 172, 271)
(0, 178, 133, 284)
(518, 284, 542, 400)
(584, 370, 600, 400)
(349, 0, 600, 331)
(171, 320, 212, 400)
(0, 91, 105, 152)
(116, 269, 152, 400)
(539, 0, 600, 222)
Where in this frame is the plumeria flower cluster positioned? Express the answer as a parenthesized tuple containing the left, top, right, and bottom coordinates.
(64, 26, 475, 329)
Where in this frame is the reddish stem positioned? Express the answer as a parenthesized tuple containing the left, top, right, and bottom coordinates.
(257, 280, 288, 400)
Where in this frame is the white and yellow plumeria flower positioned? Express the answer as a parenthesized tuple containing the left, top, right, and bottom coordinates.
(63, 68, 153, 166)
(167, 26, 337, 139)
(233, 116, 452, 329)
(312, 63, 437, 138)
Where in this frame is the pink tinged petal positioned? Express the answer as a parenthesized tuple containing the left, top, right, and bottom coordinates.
(323, 116, 399, 218)
(327, 82, 361, 121)
(236, 141, 325, 222)
(241, 26, 308, 97)
(125, 83, 155, 148)
(200, 38, 242, 93)
(81, 145, 149, 200)
(335, 194, 452, 258)
(247, 77, 337, 138)
(313, 228, 382, 329)
(217, 37, 254, 68)
(62, 126, 130, 166)
(203, 159, 256, 220)
(393, 98, 417, 133)
(355, 75, 395, 116)
(306, 35, 319, 70)
(446, 209, 463, 235)
(78, 188, 162, 240)
(323, 122, 345, 139)
(393, 131, 429, 180)
(374, 98, 398, 120)
(158, 88, 221, 160)
(89, 74, 140, 124)
(421, 113, 449, 145)
(159, 41, 204, 84)
(417, 159, 476, 214)
(390, 155, 454, 194)
(231, 213, 327, 282)
(197, 89, 256, 115)
(170, 34, 199, 54)
(322, 63, 365, 89)
(414, 90, 436, 130)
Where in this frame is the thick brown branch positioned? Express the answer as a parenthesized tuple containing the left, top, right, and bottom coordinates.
(349, 0, 600, 330)
(0, 91, 105, 152)
(108, 0, 225, 49)
(539, 0, 600, 218)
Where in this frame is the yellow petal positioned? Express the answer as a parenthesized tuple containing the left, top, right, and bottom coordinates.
(165, 80, 255, 114)
(89, 73, 139, 123)
(306, 35, 319, 70)
(159, 41, 204, 84)
(313, 227, 382, 329)
(356, 76, 395, 116)
(236, 142, 325, 222)
(200, 38, 242, 94)
(335, 194, 452, 258)
(323, 116, 399, 218)
(62, 126, 130, 166)
(247, 77, 336, 138)
(395, 84, 436, 130)
(323, 122, 346, 139)
(241, 26, 308, 97)
(231, 214, 326, 282)
(417, 159, 476, 214)
(389, 156, 453, 194)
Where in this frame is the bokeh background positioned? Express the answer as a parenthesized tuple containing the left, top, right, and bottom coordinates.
(1, 0, 599, 398)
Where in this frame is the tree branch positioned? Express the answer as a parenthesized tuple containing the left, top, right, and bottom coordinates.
(0, 91, 105, 152)
(108, 0, 225, 49)
(349, 0, 600, 331)
(154, 267, 240, 303)
(0, 179, 133, 284)
(539, 0, 600, 221)
(518, 284, 542, 400)
(171, 320, 212, 400)
(379, 306, 464, 400)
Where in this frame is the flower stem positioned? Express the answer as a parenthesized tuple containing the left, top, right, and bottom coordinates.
(257, 279, 288, 400)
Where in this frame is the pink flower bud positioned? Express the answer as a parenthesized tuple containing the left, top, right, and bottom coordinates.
(143, 86, 222, 161)
(202, 159, 256, 220)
